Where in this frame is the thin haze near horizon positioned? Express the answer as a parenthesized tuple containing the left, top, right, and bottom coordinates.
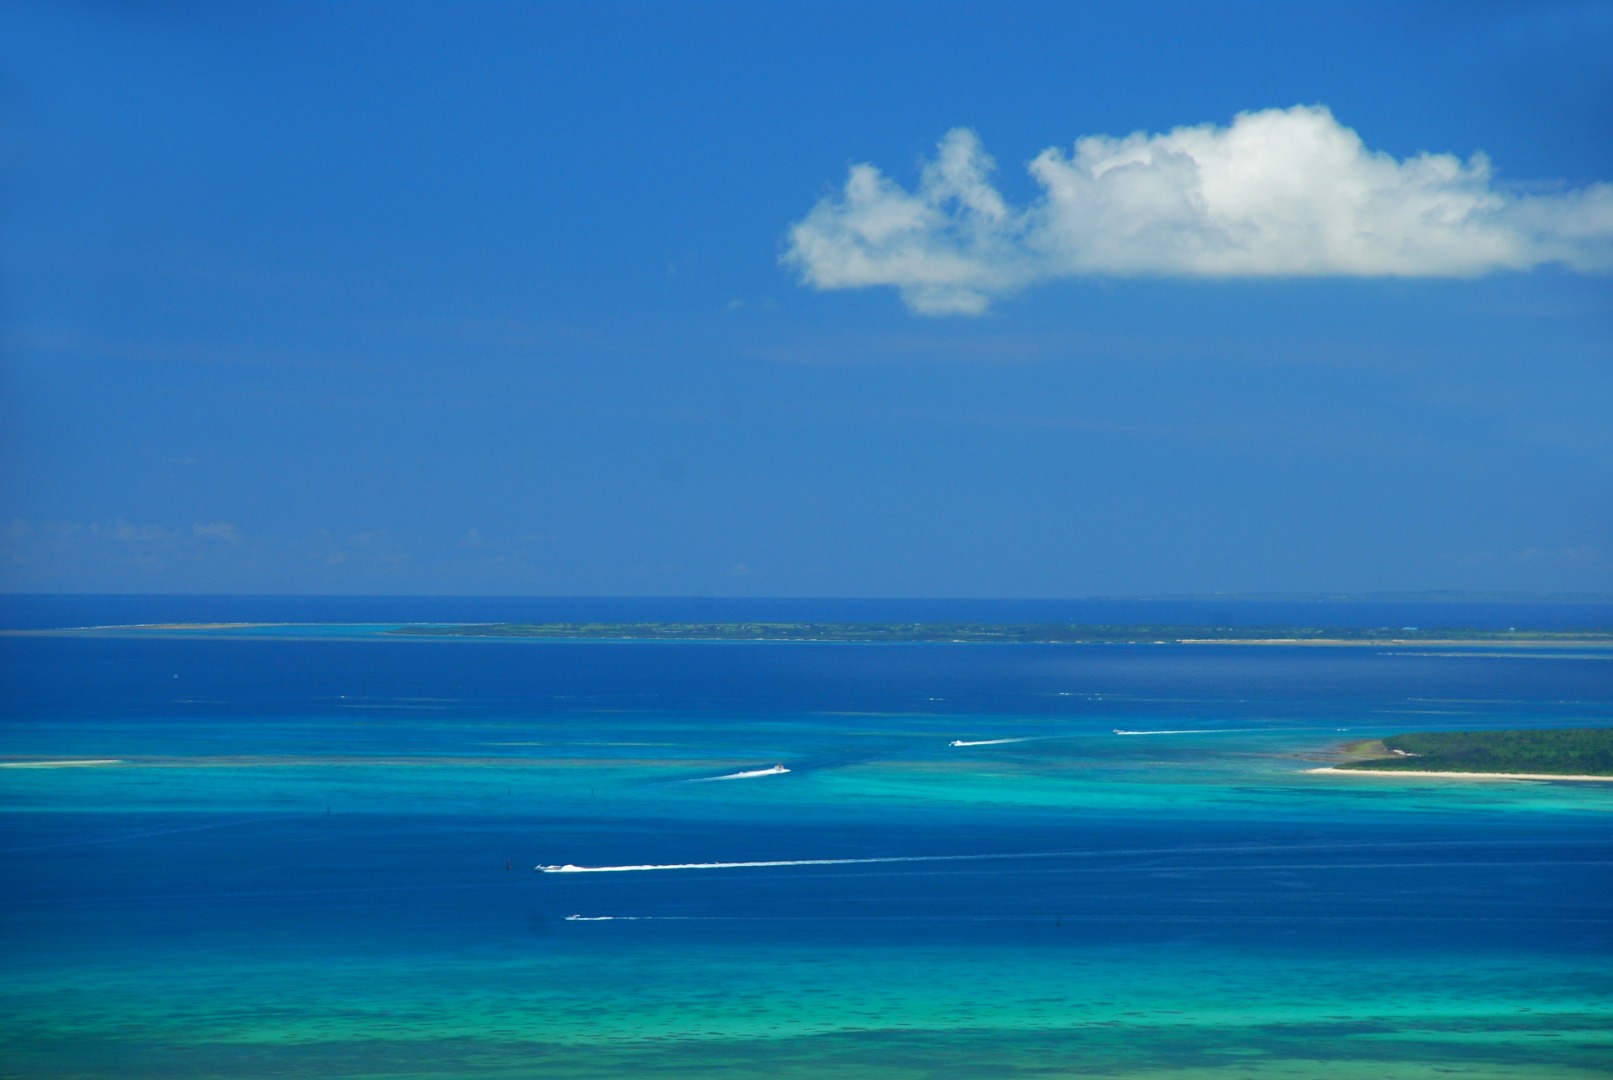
(2, 1, 1610, 598)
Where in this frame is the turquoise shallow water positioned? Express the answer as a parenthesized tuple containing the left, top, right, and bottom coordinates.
(2, 611, 1611, 1078)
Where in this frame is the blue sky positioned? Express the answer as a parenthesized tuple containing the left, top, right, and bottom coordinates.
(2, 1, 1610, 597)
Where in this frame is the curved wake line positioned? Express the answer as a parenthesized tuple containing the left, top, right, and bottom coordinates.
(685, 764, 790, 782)
(948, 738, 1031, 747)
(0, 813, 319, 855)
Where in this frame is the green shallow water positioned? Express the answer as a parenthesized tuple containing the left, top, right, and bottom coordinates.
(6, 943, 1611, 1078)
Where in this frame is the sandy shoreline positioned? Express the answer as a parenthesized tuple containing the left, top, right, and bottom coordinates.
(1308, 766, 1613, 783)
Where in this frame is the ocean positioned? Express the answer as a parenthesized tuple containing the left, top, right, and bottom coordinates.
(2, 596, 1610, 1078)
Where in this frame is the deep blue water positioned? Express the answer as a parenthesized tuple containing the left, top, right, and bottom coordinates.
(2, 597, 1610, 1078)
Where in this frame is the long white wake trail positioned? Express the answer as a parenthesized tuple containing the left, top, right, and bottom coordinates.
(540, 851, 1035, 874)
(538, 837, 1578, 875)
(685, 764, 790, 783)
(1112, 728, 1266, 735)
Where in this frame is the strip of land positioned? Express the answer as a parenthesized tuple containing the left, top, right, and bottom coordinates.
(385, 622, 1613, 645)
(7, 621, 1610, 647)
(1317, 728, 1613, 780)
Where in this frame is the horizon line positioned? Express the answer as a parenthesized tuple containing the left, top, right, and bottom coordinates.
(3, 590, 1610, 604)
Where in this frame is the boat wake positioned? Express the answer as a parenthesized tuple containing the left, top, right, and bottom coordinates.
(685, 764, 790, 782)
(565, 915, 643, 921)
(538, 837, 1593, 876)
(541, 850, 1061, 874)
(544, 853, 995, 873)
(948, 738, 1030, 747)
(1113, 728, 1260, 736)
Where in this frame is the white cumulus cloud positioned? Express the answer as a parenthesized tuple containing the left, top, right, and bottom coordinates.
(783, 106, 1613, 314)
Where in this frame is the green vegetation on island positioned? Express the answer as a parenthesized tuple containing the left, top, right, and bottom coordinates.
(1335, 728, 1613, 777)
(383, 621, 1613, 645)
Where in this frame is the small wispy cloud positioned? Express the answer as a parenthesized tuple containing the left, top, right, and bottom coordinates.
(192, 521, 241, 542)
(783, 105, 1613, 314)
(100, 521, 176, 543)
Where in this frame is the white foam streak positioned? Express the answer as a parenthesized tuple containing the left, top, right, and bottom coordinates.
(1113, 728, 1258, 735)
(948, 738, 1030, 747)
(566, 915, 638, 921)
(541, 851, 1032, 874)
(540, 837, 1563, 876)
(685, 764, 790, 782)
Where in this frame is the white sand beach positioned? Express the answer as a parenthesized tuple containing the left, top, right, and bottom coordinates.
(1307, 766, 1613, 783)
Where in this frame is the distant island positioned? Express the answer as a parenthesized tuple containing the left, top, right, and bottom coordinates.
(1317, 728, 1613, 780)
(10, 621, 1611, 649)
(384, 622, 1613, 645)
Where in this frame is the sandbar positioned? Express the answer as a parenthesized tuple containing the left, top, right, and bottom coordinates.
(0, 759, 122, 768)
